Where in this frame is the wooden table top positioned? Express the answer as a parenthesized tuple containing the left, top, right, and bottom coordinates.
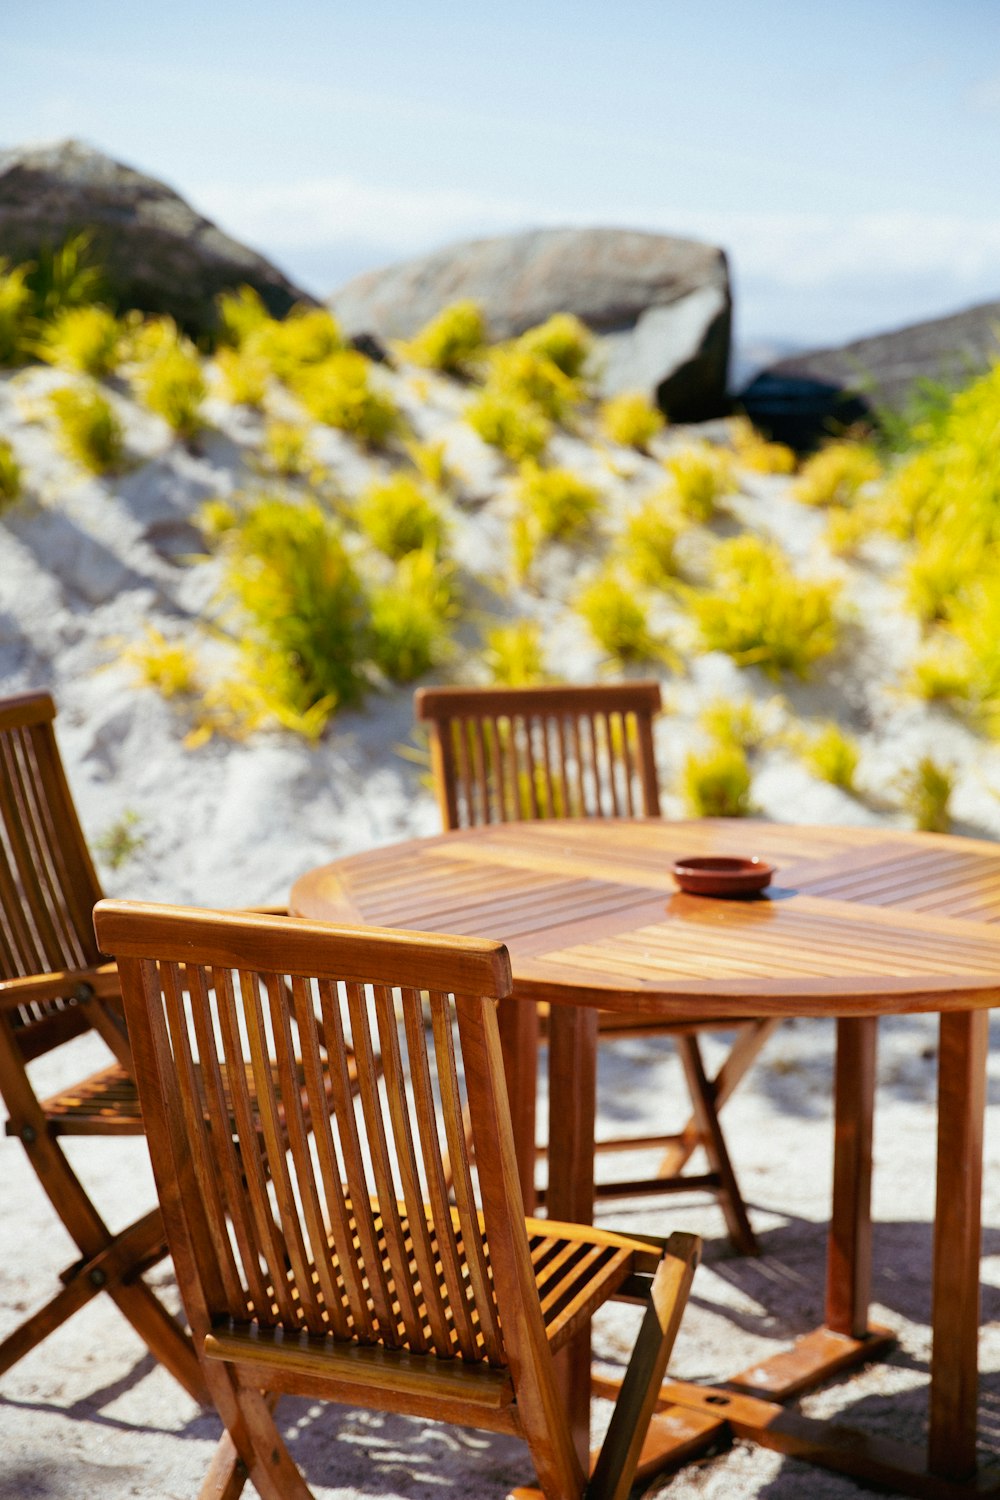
(290, 819, 1000, 1020)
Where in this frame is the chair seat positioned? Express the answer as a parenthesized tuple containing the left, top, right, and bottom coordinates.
(14, 1053, 357, 1138)
(242, 1199, 654, 1364)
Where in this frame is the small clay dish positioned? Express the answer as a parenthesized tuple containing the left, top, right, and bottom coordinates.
(671, 855, 774, 897)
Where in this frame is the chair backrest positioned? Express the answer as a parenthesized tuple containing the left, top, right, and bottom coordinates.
(0, 691, 106, 1059)
(94, 901, 564, 1392)
(415, 681, 662, 831)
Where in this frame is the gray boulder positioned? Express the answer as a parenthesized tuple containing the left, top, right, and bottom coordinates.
(330, 227, 732, 422)
(0, 139, 313, 338)
(738, 299, 1000, 450)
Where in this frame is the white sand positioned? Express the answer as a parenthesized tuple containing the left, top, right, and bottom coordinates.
(1, 354, 1000, 1497)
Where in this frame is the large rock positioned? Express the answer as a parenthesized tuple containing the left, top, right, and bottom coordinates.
(738, 299, 1000, 450)
(330, 227, 732, 422)
(0, 139, 313, 338)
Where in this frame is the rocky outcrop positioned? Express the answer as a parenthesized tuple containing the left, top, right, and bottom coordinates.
(330, 227, 732, 422)
(0, 139, 312, 338)
(738, 299, 1000, 450)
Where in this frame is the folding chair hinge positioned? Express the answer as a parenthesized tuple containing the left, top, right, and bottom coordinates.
(73, 982, 95, 1004)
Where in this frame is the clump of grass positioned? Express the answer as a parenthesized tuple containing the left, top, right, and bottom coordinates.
(212, 494, 370, 725)
(908, 641, 974, 703)
(513, 465, 602, 574)
(0, 261, 33, 365)
(215, 345, 269, 407)
(516, 313, 592, 379)
(137, 340, 207, 439)
(216, 285, 270, 346)
(902, 539, 984, 626)
(483, 619, 547, 684)
(801, 722, 860, 791)
(466, 387, 551, 463)
(355, 474, 448, 560)
(517, 465, 601, 543)
(262, 421, 315, 478)
(405, 437, 452, 490)
(599, 391, 665, 451)
(698, 697, 773, 753)
(369, 549, 456, 682)
(0, 438, 22, 508)
(897, 756, 954, 832)
(824, 503, 875, 558)
(792, 440, 880, 508)
(25, 232, 104, 320)
(94, 810, 145, 871)
(487, 346, 582, 422)
(122, 628, 201, 698)
(693, 534, 842, 678)
(254, 306, 344, 380)
(621, 495, 681, 586)
(729, 415, 797, 474)
(36, 305, 123, 377)
(404, 300, 487, 374)
(663, 444, 735, 521)
(294, 351, 400, 447)
(576, 571, 663, 663)
(49, 384, 125, 473)
(682, 743, 754, 817)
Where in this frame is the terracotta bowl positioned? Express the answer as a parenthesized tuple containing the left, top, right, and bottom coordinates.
(670, 855, 774, 897)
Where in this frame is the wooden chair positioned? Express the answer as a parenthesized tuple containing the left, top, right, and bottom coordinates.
(95, 898, 701, 1500)
(0, 691, 353, 1435)
(0, 689, 211, 1401)
(416, 681, 776, 1256)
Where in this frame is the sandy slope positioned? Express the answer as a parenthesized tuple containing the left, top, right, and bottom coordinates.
(1, 353, 1000, 1497)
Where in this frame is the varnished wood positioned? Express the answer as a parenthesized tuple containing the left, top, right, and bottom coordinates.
(293, 817, 1000, 1495)
(826, 1016, 877, 1337)
(930, 1008, 988, 1481)
(416, 683, 763, 1244)
(728, 1323, 895, 1401)
(96, 898, 701, 1500)
(0, 691, 207, 1405)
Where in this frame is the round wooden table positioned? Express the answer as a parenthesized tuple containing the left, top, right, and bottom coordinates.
(292, 818, 1000, 1497)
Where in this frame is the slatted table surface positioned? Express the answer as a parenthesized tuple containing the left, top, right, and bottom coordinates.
(294, 819, 1000, 1014)
(292, 820, 1000, 1498)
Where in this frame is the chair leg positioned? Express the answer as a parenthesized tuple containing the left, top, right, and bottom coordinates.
(7, 1130, 208, 1402)
(587, 1231, 701, 1500)
(676, 1036, 758, 1256)
(201, 1373, 312, 1500)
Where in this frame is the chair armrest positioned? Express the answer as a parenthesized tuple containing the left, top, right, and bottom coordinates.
(0, 963, 120, 1013)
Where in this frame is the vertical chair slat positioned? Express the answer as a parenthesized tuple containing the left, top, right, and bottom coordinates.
(346, 980, 425, 1350)
(156, 960, 239, 1324)
(323, 979, 397, 1341)
(313, 977, 377, 1339)
(373, 983, 454, 1356)
(284, 974, 353, 1339)
(238, 967, 306, 1328)
(213, 965, 291, 1327)
(430, 990, 504, 1365)
(452, 719, 474, 828)
(257, 970, 323, 1331)
(25, 723, 102, 948)
(401, 993, 481, 1362)
(183, 962, 255, 1317)
(0, 739, 51, 974)
(10, 729, 82, 968)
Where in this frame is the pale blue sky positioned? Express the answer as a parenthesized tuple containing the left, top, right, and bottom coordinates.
(6, 2, 1000, 356)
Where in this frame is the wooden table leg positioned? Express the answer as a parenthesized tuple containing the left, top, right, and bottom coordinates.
(547, 1002, 598, 1471)
(730, 1015, 893, 1400)
(929, 1009, 987, 1481)
(498, 996, 540, 1216)
(827, 1015, 877, 1338)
